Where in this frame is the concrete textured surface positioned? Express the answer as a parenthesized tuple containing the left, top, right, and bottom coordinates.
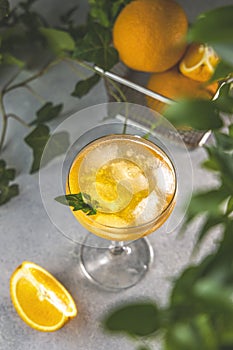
(0, 0, 231, 349)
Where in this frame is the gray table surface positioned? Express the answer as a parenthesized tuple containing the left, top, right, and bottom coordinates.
(1, 0, 232, 349)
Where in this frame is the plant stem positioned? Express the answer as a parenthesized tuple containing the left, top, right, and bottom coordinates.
(0, 93, 8, 154)
(7, 114, 31, 128)
(63, 58, 87, 79)
(0, 59, 61, 153)
(24, 85, 46, 103)
(65, 57, 127, 102)
(3, 69, 22, 92)
(4, 59, 61, 93)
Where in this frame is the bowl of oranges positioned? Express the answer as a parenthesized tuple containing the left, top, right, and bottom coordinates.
(104, 0, 222, 148)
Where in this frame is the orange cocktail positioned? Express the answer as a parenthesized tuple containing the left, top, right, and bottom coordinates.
(67, 134, 176, 241)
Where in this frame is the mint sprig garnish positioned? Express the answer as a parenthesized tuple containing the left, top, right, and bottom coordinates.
(55, 192, 97, 215)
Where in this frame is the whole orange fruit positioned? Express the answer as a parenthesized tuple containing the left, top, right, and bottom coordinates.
(146, 67, 218, 113)
(113, 0, 188, 73)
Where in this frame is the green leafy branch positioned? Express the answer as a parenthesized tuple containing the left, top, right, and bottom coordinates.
(0, 0, 123, 205)
(103, 5, 233, 350)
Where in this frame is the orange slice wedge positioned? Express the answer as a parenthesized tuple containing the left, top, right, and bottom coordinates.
(10, 261, 77, 332)
(179, 43, 219, 82)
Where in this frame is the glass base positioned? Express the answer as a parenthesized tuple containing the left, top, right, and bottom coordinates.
(79, 234, 154, 291)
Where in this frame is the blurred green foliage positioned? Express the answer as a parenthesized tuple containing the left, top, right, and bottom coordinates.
(103, 4, 233, 350)
(0, 0, 232, 348)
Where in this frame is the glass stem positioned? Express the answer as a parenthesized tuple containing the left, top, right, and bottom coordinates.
(109, 241, 130, 255)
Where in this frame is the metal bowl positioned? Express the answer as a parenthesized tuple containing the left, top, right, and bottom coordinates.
(96, 62, 226, 149)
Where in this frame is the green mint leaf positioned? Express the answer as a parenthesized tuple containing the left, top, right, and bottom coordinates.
(164, 99, 223, 130)
(71, 74, 100, 98)
(30, 102, 63, 125)
(73, 23, 119, 70)
(103, 302, 161, 337)
(39, 27, 75, 54)
(24, 124, 69, 173)
(55, 193, 97, 215)
(0, 0, 9, 21)
(0, 159, 19, 205)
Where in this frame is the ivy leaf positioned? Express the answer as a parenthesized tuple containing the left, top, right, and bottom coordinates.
(30, 102, 63, 125)
(0, 0, 9, 21)
(55, 193, 97, 215)
(24, 124, 50, 173)
(88, 0, 112, 28)
(39, 27, 75, 54)
(71, 74, 100, 98)
(1, 52, 25, 68)
(41, 131, 69, 169)
(24, 124, 69, 173)
(164, 99, 223, 130)
(188, 6, 233, 64)
(103, 302, 161, 337)
(0, 159, 19, 205)
(88, 0, 130, 28)
(73, 23, 119, 70)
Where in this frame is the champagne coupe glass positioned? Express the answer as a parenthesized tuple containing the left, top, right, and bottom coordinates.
(39, 102, 192, 291)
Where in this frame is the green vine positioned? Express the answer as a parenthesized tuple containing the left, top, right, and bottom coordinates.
(0, 0, 126, 204)
(0, 0, 233, 348)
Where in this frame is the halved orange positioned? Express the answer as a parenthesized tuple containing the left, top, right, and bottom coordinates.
(179, 43, 219, 82)
(10, 261, 77, 332)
